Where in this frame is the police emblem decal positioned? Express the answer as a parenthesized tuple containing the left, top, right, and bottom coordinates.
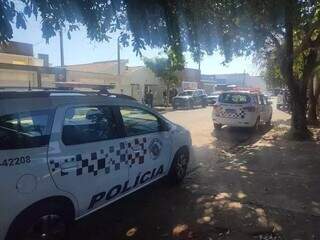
(149, 138, 162, 159)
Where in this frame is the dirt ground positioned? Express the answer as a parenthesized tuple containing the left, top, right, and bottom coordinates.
(71, 101, 320, 240)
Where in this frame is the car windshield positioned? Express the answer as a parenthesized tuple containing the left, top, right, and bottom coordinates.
(219, 93, 251, 104)
(179, 91, 194, 96)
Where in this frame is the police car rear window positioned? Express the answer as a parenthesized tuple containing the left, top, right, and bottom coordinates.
(219, 93, 251, 104)
(0, 110, 53, 150)
(62, 106, 118, 145)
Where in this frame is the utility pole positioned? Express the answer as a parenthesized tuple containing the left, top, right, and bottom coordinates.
(59, 29, 64, 67)
(117, 36, 120, 76)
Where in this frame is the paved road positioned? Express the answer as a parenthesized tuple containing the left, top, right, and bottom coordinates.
(164, 106, 272, 151)
(164, 107, 214, 148)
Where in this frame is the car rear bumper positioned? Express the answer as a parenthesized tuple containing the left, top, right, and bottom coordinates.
(212, 116, 256, 127)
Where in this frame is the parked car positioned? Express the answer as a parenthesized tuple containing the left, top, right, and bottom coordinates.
(212, 91, 273, 130)
(206, 91, 221, 105)
(0, 90, 192, 240)
(173, 89, 207, 109)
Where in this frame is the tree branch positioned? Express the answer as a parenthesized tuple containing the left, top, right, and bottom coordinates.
(295, 19, 320, 55)
(309, 34, 320, 50)
(269, 33, 281, 51)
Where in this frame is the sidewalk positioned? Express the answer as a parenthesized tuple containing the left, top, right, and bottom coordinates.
(190, 123, 320, 239)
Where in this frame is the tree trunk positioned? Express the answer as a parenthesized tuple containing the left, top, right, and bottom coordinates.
(282, 0, 311, 140)
(307, 76, 319, 125)
(316, 87, 320, 119)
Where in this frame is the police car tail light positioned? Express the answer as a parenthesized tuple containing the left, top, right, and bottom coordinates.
(243, 106, 256, 112)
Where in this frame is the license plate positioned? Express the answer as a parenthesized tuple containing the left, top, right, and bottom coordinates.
(225, 109, 236, 114)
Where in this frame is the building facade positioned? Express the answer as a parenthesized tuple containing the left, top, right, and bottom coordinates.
(201, 73, 266, 92)
(0, 41, 63, 88)
(65, 61, 201, 105)
(65, 61, 166, 105)
(0, 52, 60, 88)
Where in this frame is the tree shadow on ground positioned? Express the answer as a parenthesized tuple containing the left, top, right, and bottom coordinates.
(211, 125, 272, 151)
(70, 162, 319, 240)
(186, 138, 320, 239)
(272, 118, 291, 126)
(69, 124, 320, 240)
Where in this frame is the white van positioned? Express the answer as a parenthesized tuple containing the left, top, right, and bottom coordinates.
(212, 91, 273, 130)
(0, 90, 192, 240)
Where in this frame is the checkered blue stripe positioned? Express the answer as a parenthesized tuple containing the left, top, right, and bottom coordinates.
(219, 109, 246, 119)
(49, 137, 148, 177)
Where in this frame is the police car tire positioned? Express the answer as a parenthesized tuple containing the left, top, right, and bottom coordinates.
(6, 201, 73, 240)
(167, 148, 189, 184)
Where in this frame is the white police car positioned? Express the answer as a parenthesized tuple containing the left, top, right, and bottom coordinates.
(0, 90, 192, 240)
(212, 91, 273, 130)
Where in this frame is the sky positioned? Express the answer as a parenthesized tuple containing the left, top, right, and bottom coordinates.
(12, 17, 261, 75)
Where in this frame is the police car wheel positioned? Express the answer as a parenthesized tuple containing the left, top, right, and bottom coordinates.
(6, 202, 73, 240)
(168, 148, 189, 184)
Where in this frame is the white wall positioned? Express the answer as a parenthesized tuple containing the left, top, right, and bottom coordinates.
(66, 60, 128, 75)
(122, 67, 164, 105)
(0, 69, 55, 88)
(0, 53, 43, 66)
